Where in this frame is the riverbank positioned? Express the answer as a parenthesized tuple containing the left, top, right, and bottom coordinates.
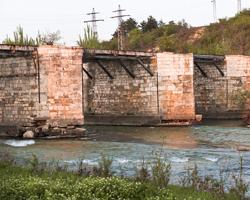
(0, 159, 243, 200)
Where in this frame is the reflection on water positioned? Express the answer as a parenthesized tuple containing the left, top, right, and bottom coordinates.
(0, 119, 250, 193)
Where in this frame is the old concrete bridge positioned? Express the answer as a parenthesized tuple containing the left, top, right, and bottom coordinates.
(0, 45, 249, 136)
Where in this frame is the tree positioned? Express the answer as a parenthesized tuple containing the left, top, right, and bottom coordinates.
(42, 29, 62, 45)
(158, 19, 165, 27)
(158, 35, 175, 52)
(128, 28, 145, 50)
(140, 16, 158, 33)
(2, 25, 63, 46)
(2, 25, 42, 46)
(111, 18, 138, 39)
(123, 18, 138, 34)
(77, 25, 102, 49)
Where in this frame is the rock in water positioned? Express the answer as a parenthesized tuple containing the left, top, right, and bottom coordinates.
(23, 131, 35, 138)
(195, 115, 202, 122)
(72, 128, 86, 136)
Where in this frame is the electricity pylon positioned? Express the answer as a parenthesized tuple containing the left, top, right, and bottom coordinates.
(212, 0, 217, 23)
(238, 0, 242, 13)
(84, 8, 104, 38)
(111, 5, 130, 50)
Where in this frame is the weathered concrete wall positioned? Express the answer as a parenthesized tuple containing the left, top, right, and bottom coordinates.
(157, 52, 195, 120)
(38, 46, 84, 126)
(194, 55, 250, 118)
(85, 115, 161, 126)
(0, 45, 84, 129)
(0, 51, 39, 125)
(83, 58, 158, 116)
(1, 44, 249, 130)
(84, 52, 195, 121)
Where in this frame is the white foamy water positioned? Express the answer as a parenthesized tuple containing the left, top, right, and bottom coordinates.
(4, 140, 35, 147)
(170, 157, 188, 163)
(82, 159, 98, 165)
(65, 159, 98, 166)
(116, 158, 131, 164)
(205, 157, 219, 162)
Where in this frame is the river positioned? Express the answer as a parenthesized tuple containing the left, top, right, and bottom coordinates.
(0, 119, 250, 192)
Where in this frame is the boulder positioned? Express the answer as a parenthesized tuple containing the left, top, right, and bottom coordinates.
(195, 115, 202, 122)
(72, 128, 86, 136)
(23, 131, 35, 138)
(42, 125, 50, 133)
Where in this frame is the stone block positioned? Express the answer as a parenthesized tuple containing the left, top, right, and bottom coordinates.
(42, 125, 50, 133)
(66, 129, 73, 135)
(72, 128, 86, 136)
(23, 131, 34, 138)
(51, 127, 61, 133)
(195, 115, 202, 122)
(35, 127, 42, 133)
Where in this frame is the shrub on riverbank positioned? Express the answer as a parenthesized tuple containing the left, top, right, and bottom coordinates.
(0, 161, 173, 200)
(0, 154, 247, 200)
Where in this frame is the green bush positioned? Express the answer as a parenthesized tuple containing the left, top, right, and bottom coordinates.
(0, 163, 174, 200)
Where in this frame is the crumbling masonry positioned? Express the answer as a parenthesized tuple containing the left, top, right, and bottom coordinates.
(0, 45, 249, 137)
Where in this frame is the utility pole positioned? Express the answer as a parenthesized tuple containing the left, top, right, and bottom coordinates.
(212, 0, 217, 23)
(111, 5, 130, 50)
(238, 0, 242, 13)
(84, 8, 104, 38)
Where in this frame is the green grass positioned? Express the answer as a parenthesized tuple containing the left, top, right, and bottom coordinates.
(0, 161, 241, 200)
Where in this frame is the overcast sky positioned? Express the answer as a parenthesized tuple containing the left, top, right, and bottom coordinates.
(1, 0, 250, 46)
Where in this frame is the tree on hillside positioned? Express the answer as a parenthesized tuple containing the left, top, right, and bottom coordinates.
(112, 18, 138, 39)
(123, 18, 138, 35)
(140, 16, 158, 33)
(158, 19, 165, 27)
(228, 18, 250, 55)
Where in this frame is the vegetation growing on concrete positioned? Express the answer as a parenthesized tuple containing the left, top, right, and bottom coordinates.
(77, 25, 102, 49)
(2, 25, 62, 46)
(229, 88, 250, 125)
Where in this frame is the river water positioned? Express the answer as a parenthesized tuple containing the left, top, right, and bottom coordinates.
(0, 119, 250, 192)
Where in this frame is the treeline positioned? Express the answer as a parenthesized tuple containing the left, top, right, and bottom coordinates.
(101, 8, 250, 56)
(3, 8, 250, 56)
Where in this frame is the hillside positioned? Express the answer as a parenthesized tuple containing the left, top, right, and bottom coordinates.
(102, 8, 250, 56)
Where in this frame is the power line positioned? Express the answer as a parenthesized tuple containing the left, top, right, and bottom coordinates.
(111, 5, 130, 50)
(84, 8, 104, 38)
